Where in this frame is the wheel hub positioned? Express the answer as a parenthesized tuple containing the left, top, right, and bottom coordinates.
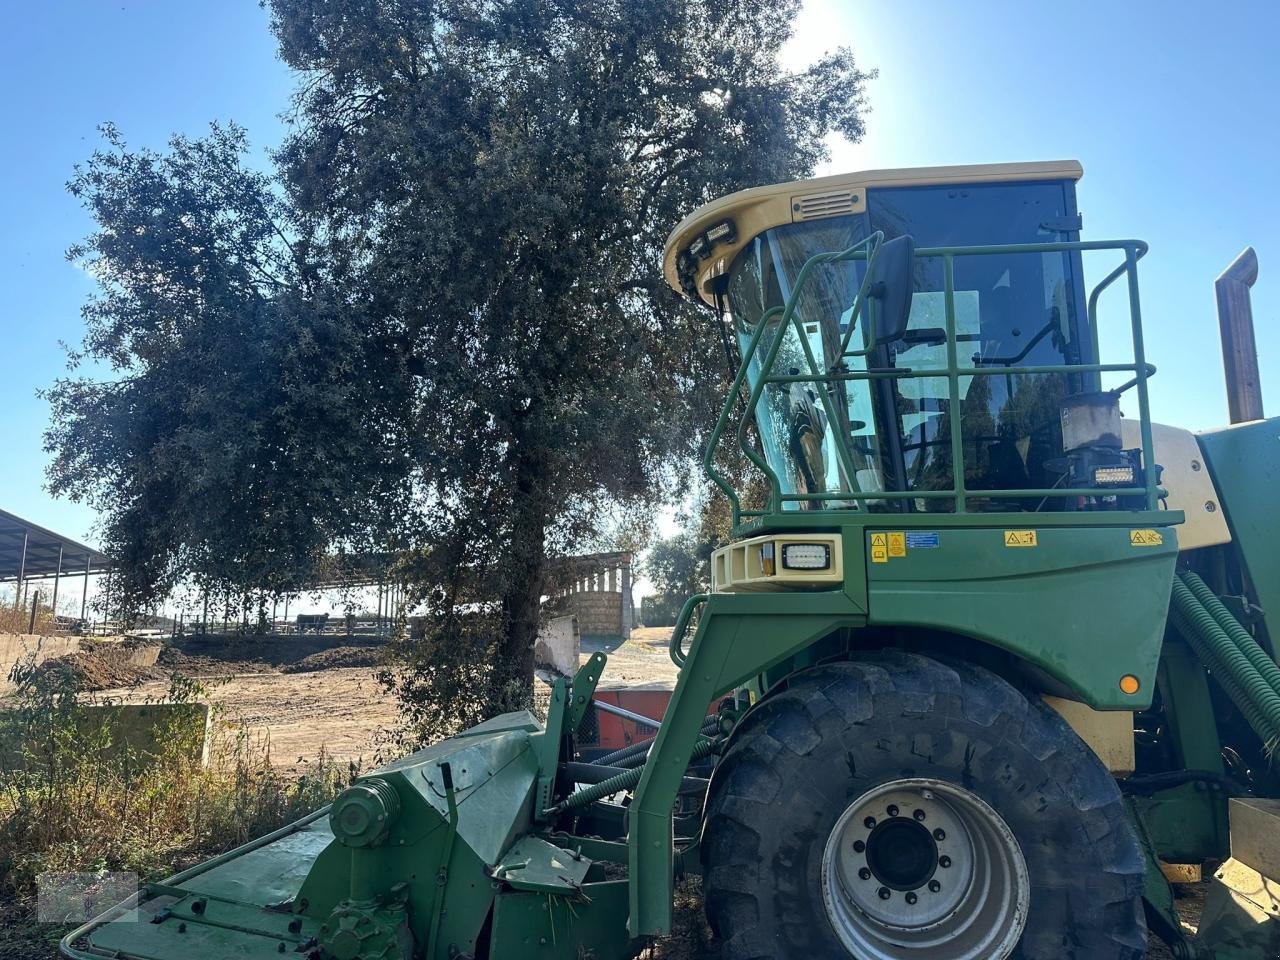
(821, 778, 1029, 960)
(864, 816, 938, 891)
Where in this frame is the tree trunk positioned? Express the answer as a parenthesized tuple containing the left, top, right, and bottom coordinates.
(493, 435, 551, 713)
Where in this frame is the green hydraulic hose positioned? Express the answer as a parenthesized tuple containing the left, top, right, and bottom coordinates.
(1170, 577, 1280, 745)
(1181, 570, 1280, 698)
(1168, 606, 1279, 745)
(547, 737, 717, 817)
(591, 716, 720, 767)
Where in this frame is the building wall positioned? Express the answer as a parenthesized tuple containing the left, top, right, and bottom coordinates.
(565, 591, 624, 639)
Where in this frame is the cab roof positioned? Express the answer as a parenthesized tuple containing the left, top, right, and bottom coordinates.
(662, 160, 1084, 306)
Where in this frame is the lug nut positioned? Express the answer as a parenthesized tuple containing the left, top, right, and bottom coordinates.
(933, 829, 946, 841)
(878, 887, 891, 901)
(929, 880, 942, 892)
(853, 840, 865, 853)
(913, 809, 926, 821)
(906, 892, 918, 904)
(858, 867, 871, 880)
(863, 816, 877, 829)
(939, 855, 952, 868)
(886, 804, 899, 817)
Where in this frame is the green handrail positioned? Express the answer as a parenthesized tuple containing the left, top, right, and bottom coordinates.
(705, 237, 1158, 528)
(669, 593, 709, 668)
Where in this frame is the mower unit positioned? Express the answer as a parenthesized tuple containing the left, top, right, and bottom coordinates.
(64, 162, 1280, 959)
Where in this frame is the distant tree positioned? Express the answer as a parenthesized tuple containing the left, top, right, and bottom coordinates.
(45, 123, 421, 616)
(47, 0, 873, 736)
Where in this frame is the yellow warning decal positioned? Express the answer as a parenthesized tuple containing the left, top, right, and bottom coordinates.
(870, 533, 889, 564)
(1004, 530, 1038, 548)
(888, 532, 906, 558)
(1130, 529, 1164, 547)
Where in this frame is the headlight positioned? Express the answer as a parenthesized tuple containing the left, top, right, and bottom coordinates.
(781, 543, 831, 570)
(1093, 465, 1136, 486)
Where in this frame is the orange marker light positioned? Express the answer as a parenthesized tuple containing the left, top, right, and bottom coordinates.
(1119, 675, 1141, 695)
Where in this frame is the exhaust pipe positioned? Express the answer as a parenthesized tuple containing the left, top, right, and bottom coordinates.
(1216, 247, 1262, 423)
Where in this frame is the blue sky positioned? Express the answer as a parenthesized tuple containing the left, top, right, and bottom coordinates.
(1, 0, 1277, 553)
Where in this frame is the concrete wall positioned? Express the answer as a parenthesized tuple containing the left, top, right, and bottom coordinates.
(81, 702, 212, 766)
(534, 614, 580, 676)
(0, 633, 81, 694)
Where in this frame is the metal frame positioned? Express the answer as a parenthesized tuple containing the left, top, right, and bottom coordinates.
(705, 237, 1159, 530)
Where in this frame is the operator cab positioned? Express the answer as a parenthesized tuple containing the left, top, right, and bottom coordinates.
(664, 161, 1155, 516)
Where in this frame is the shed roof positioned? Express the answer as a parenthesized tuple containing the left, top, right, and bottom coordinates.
(0, 508, 109, 582)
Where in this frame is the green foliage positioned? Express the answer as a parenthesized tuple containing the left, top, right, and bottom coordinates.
(45, 122, 421, 614)
(46, 0, 873, 732)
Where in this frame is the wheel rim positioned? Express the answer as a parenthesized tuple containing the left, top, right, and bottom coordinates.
(820, 778, 1029, 960)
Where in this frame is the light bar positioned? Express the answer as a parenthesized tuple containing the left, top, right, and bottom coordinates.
(1093, 465, 1136, 486)
(781, 542, 832, 570)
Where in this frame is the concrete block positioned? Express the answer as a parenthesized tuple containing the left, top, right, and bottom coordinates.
(534, 615, 580, 676)
(0, 633, 82, 695)
(1196, 857, 1280, 958)
(1228, 798, 1280, 876)
(79, 702, 213, 767)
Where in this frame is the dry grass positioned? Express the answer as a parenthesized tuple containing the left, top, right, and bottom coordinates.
(0, 663, 353, 958)
(0, 597, 59, 636)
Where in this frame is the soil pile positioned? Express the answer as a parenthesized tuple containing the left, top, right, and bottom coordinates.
(31, 643, 167, 691)
(282, 645, 384, 673)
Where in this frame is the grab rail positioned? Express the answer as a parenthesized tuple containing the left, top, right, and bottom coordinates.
(706, 237, 1157, 529)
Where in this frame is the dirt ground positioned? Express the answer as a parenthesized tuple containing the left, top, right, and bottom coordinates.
(582, 625, 681, 687)
(86, 627, 681, 770)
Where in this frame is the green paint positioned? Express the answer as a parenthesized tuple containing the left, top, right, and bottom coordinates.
(867, 522, 1179, 708)
(1199, 417, 1280, 647)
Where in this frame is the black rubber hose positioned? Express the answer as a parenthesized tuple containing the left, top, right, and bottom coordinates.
(548, 738, 718, 816)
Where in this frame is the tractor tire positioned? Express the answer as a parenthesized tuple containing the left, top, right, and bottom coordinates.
(702, 652, 1146, 960)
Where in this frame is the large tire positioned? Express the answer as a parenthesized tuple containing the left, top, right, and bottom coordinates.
(702, 652, 1146, 960)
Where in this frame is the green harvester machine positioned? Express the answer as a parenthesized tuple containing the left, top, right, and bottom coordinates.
(63, 161, 1280, 959)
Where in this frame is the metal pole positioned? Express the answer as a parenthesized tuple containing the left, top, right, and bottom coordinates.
(28, 589, 39, 634)
(80, 555, 90, 622)
(282, 594, 289, 633)
(102, 565, 112, 635)
(50, 545, 63, 623)
(1216, 247, 1263, 424)
(14, 531, 27, 612)
(592, 698, 662, 730)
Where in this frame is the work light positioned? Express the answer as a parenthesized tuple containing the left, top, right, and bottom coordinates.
(781, 542, 832, 570)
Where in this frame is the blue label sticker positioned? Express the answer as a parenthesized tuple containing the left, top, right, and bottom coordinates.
(905, 532, 940, 549)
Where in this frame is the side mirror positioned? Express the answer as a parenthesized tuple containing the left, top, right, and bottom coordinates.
(868, 234, 915, 346)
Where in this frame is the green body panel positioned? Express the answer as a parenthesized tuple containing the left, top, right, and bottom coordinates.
(629, 590, 866, 935)
(1125, 798, 1198, 960)
(494, 835, 591, 894)
(1198, 416, 1280, 638)
(81, 717, 547, 960)
(866, 521, 1180, 708)
(1136, 639, 1229, 862)
(489, 879, 635, 959)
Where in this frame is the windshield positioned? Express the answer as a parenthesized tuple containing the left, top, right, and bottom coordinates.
(723, 180, 1090, 513)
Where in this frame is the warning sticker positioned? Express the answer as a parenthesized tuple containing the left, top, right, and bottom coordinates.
(1130, 529, 1164, 547)
(870, 533, 889, 564)
(906, 532, 940, 549)
(888, 532, 906, 558)
(1004, 530, 1038, 548)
